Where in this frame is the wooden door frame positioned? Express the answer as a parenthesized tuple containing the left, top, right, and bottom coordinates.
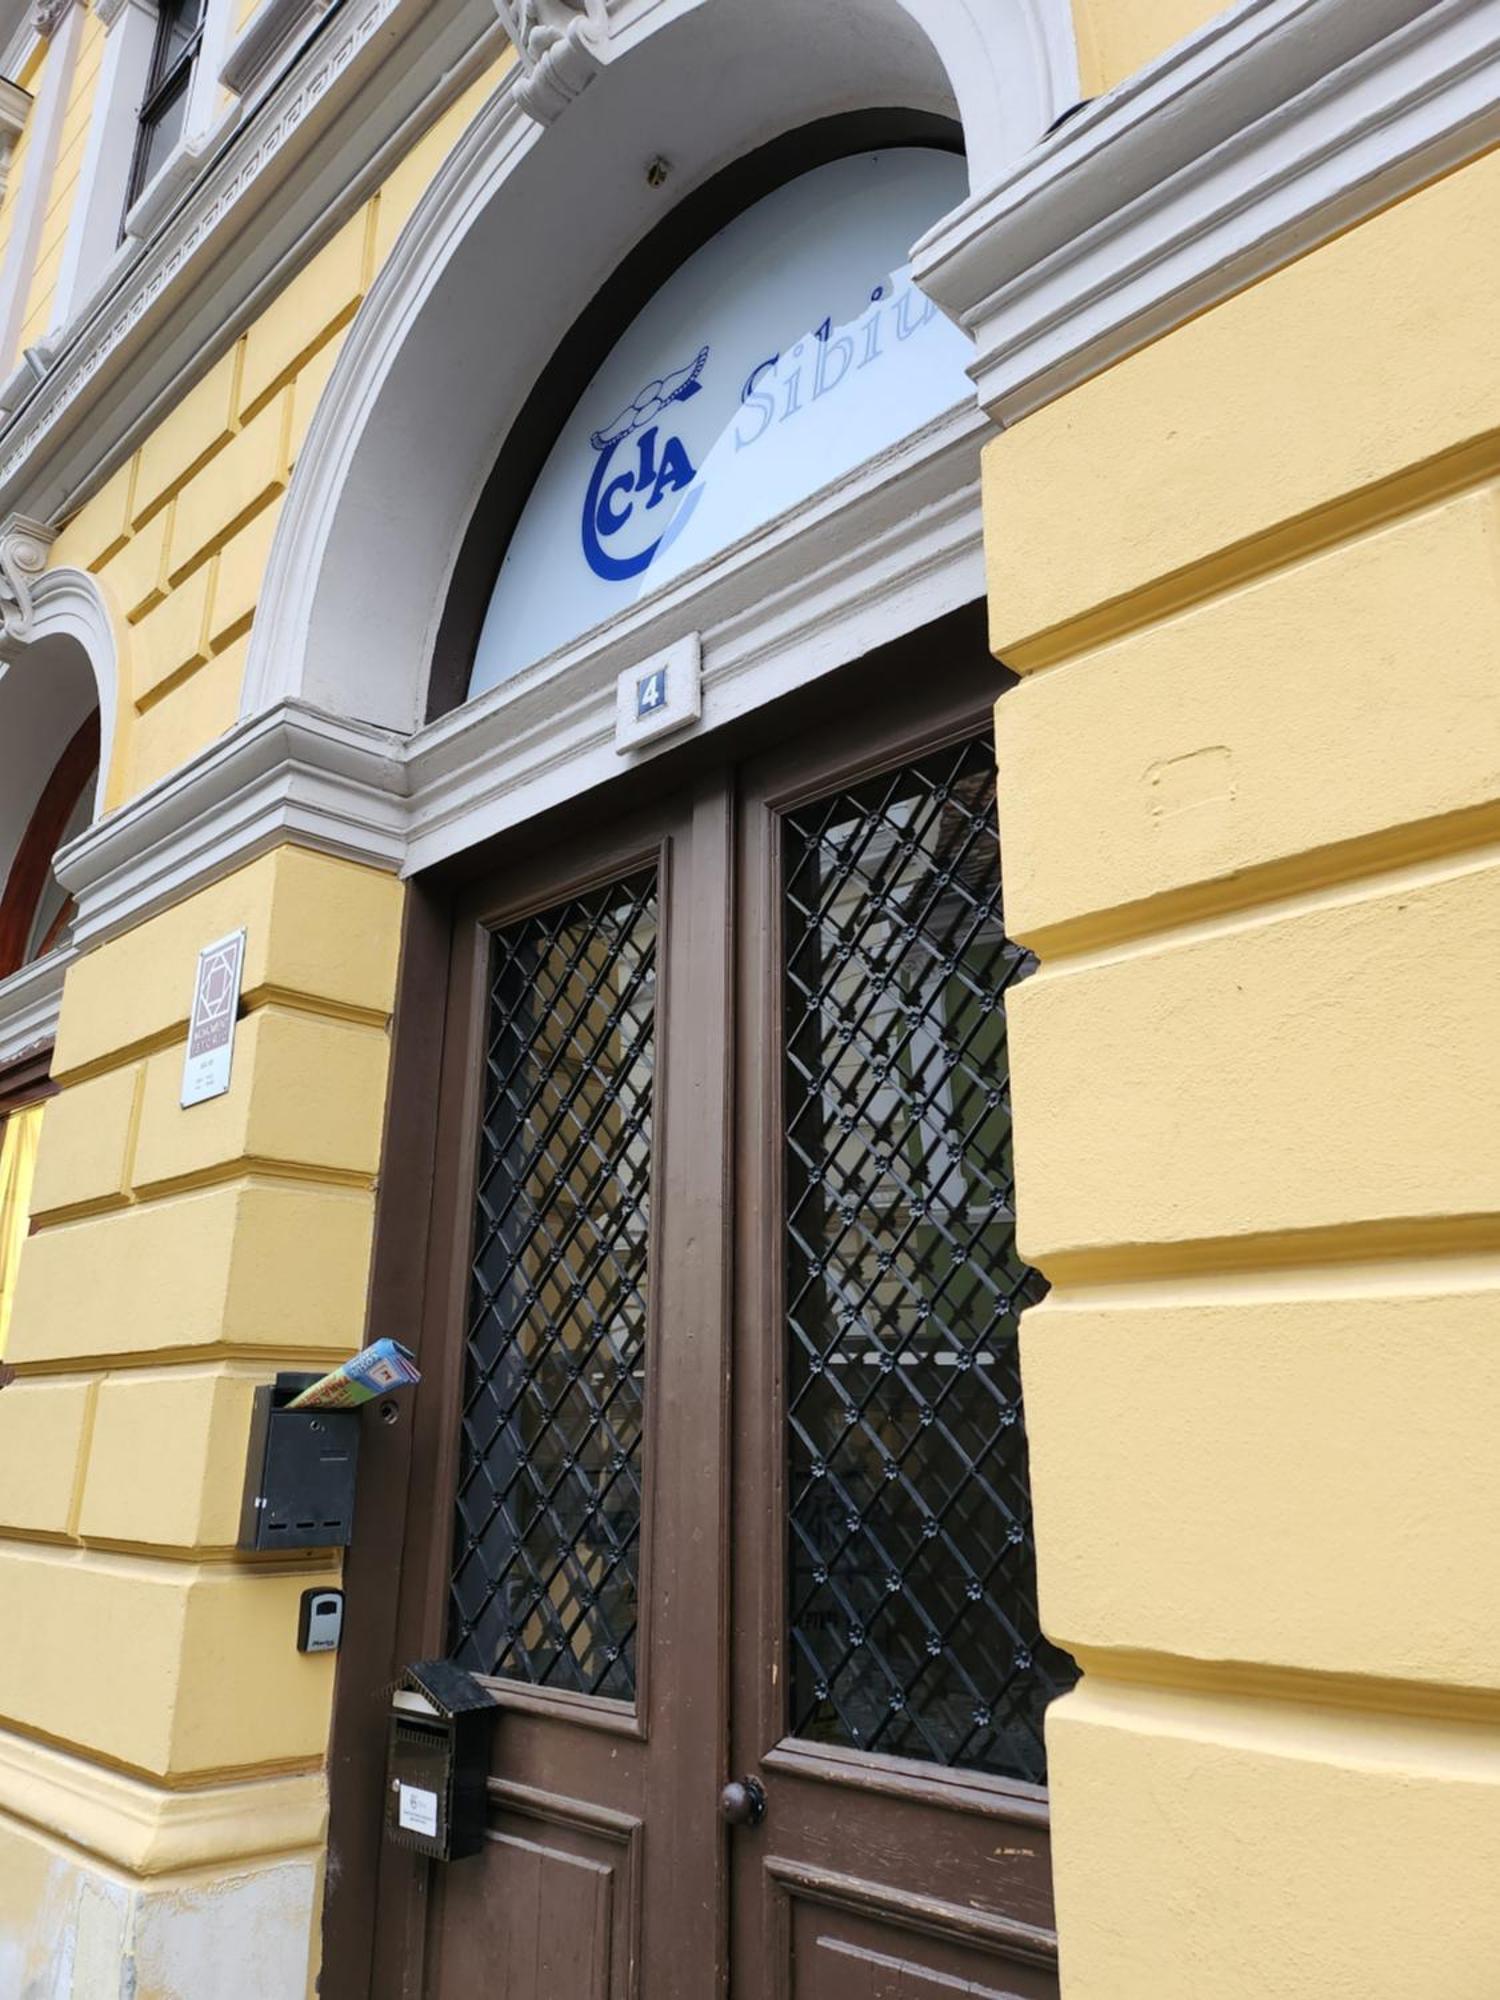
(319, 602, 1002, 1999)
(728, 647, 1060, 1994)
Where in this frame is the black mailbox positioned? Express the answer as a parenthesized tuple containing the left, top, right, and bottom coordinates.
(384, 1660, 496, 1862)
(238, 1372, 361, 1552)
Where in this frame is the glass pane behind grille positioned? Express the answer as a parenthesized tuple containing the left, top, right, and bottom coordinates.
(784, 736, 1077, 1782)
(449, 870, 657, 1701)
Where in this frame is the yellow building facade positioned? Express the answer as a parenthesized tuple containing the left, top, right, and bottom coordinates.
(0, 0, 1495, 1993)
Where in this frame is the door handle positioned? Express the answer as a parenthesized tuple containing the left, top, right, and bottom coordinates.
(719, 1776, 767, 1828)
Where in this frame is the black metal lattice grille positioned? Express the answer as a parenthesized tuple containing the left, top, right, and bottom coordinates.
(783, 735, 1077, 1783)
(448, 870, 657, 1701)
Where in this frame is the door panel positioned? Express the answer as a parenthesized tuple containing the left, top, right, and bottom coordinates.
(370, 783, 732, 2000)
(731, 688, 1073, 1996)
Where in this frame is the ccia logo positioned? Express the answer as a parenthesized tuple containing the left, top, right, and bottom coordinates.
(581, 347, 708, 582)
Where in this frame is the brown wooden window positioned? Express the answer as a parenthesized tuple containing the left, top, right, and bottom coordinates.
(126, 0, 204, 213)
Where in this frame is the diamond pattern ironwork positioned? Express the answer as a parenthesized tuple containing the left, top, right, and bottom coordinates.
(783, 735, 1077, 1783)
(448, 869, 657, 1701)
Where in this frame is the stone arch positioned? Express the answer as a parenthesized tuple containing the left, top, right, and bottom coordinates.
(242, 0, 1078, 734)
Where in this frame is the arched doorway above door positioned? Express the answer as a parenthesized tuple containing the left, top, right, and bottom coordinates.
(240, 0, 1078, 784)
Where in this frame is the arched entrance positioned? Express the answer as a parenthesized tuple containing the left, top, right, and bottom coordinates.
(278, 6, 1082, 1995)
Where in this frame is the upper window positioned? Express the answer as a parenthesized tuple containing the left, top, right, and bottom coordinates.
(128, 0, 205, 213)
(468, 147, 971, 701)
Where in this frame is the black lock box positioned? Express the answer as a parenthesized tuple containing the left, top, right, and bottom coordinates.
(384, 1660, 496, 1863)
(238, 1372, 361, 1552)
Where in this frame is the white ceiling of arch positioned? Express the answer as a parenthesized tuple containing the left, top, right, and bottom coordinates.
(469, 147, 971, 699)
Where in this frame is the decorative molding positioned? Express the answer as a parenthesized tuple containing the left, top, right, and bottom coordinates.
(221, 0, 332, 100)
(0, 512, 55, 658)
(913, 0, 1500, 425)
(28, 0, 75, 36)
(492, 0, 613, 122)
(54, 701, 409, 950)
(0, 939, 68, 1069)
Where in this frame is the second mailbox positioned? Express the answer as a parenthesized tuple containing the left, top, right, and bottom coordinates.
(385, 1660, 497, 1863)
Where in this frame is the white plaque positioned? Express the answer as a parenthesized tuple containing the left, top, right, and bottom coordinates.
(180, 929, 246, 1108)
(614, 633, 701, 753)
(398, 1783, 439, 1837)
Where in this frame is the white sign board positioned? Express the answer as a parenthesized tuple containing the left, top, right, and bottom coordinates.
(470, 148, 970, 698)
(614, 632, 701, 753)
(397, 1784, 439, 1838)
(180, 929, 246, 1108)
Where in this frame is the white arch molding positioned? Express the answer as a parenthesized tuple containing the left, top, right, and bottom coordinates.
(0, 523, 122, 820)
(241, 0, 1078, 737)
(0, 537, 123, 1065)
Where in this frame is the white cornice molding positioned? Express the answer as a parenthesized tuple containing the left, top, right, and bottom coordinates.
(913, 0, 1500, 424)
(54, 702, 408, 950)
(52, 409, 982, 937)
(404, 408, 985, 873)
(0, 942, 69, 1068)
(0, 0, 502, 522)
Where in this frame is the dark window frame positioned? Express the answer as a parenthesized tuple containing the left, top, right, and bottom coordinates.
(124, 0, 205, 219)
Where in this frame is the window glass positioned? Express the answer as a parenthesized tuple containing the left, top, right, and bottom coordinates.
(469, 148, 970, 700)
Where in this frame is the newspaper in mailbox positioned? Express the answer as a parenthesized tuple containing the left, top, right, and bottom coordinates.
(284, 1338, 421, 1410)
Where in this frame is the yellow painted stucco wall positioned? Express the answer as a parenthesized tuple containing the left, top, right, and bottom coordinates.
(1071, 0, 1228, 96)
(987, 144, 1500, 1995)
(50, 54, 504, 808)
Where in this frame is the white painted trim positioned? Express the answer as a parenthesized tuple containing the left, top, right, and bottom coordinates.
(55, 407, 983, 941)
(48, 0, 155, 335)
(0, 0, 81, 376)
(221, 0, 330, 101)
(0, 938, 68, 1067)
(913, 0, 1500, 424)
(54, 700, 408, 951)
(0, 74, 30, 203)
(24, 564, 124, 815)
(404, 408, 985, 873)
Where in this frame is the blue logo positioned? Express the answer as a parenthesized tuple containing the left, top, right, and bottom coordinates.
(581, 347, 708, 582)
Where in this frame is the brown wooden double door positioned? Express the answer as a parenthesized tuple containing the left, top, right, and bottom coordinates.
(346, 650, 1073, 1999)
